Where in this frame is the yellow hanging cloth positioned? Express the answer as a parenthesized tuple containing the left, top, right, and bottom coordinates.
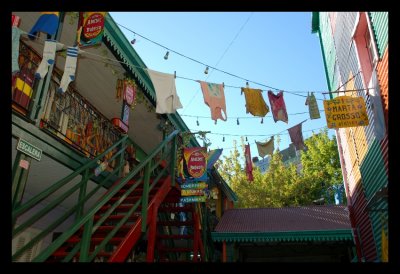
(241, 87, 269, 117)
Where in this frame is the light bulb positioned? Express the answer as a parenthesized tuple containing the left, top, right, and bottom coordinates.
(222, 136, 225, 142)
(261, 118, 264, 124)
(204, 66, 209, 74)
(131, 38, 136, 44)
(164, 51, 169, 60)
(237, 118, 240, 125)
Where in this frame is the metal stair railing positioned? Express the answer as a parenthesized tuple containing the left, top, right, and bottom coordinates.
(12, 129, 180, 262)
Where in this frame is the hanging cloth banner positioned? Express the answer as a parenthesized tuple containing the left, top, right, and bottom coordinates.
(305, 92, 320, 119)
(255, 136, 274, 158)
(77, 12, 106, 48)
(207, 149, 223, 170)
(268, 90, 288, 123)
(28, 12, 60, 40)
(323, 96, 369, 128)
(183, 147, 208, 182)
(241, 87, 269, 117)
(146, 69, 183, 114)
(244, 144, 253, 182)
(198, 81, 227, 123)
(287, 120, 306, 151)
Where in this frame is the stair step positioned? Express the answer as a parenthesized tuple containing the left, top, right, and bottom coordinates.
(158, 247, 193, 253)
(108, 196, 139, 204)
(161, 196, 182, 203)
(158, 206, 193, 212)
(92, 225, 132, 236)
(67, 236, 124, 245)
(93, 213, 140, 222)
(156, 234, 193, 239)
(157, 220, 193, 226)
(51, 250, 111, 258)
(98, 204, 135, 213)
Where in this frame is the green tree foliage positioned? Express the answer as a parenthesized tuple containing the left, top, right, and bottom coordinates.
(217, 129, 344, 208)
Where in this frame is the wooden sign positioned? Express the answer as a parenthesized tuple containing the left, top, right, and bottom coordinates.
(323, 96, 369, 128)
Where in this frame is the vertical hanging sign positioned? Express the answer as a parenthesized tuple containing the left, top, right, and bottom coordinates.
(183, 147, 207, 182)
(77, 12, 106, 48)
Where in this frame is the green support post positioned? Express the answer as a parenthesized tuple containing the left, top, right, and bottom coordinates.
(79, 217, 94, 262)
(12, 152, 32, 215)
(141, 162, 151, 232)
(76, 168, 90, 220)
(170, 135, 177, 187)
(118, 137, 126, 178)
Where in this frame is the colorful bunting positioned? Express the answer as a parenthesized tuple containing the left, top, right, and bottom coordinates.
(244, 144, 253, 182)
(287, 121, 306, 151)
(256, 137, 274, 158)
(241, 87, 269, 117)
(268, 90, 288, 123)
(199, 81, 227, 123)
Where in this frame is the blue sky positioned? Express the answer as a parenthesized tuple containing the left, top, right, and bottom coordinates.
(110, 12, 334, 159)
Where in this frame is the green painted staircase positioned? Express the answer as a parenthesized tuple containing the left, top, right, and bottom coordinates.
(12, 130, 179, 262)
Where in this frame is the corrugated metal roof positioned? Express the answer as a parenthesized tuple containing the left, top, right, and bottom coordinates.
(369, 12, 388, 58)
(215, 205, 351, 233)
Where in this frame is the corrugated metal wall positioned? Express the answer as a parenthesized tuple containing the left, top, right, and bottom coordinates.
(319, 13, 337, 90)
(369, 208, 388, 262)
(333, 13, 378, 147)
(369, 12, 388, 58)
(318, 12, 387, 262)
(352, 182, 377, 261)
(376, 47, 388, 130)
(380, 134, 388, 177)
(359, 139, 387, 200)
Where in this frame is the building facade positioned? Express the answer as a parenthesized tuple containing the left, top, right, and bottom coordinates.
(312, 12, 388, 262)
(11, 12, 236, 262)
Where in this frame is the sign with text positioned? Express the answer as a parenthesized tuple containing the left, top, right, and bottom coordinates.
(16, 139, 42, 161)
(181, 189, 204, 196)
(183, 147, 207, 181)
(180, 196, 207, 203)
(77, 12, 106, 48)
(323, 96, 369, 128)
(180, 182, 208, 189)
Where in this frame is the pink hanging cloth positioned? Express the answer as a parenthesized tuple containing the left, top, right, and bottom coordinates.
(198, 81, 227, 123)
(244, 144, 254, 182)
(268, 90, 288, 123)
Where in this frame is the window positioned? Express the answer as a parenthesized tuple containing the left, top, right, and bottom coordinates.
(353, 12, 378, 88)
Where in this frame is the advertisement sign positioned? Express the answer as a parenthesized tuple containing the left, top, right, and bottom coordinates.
(180, 182, 208, 189)
(180, 196, 207, 203)
(181, 189, 204, 196)
(77, 12, 106, 48)
(323, 96, 369, 128)
(183, 147, 207, 181)
(124, 80, 136, 106)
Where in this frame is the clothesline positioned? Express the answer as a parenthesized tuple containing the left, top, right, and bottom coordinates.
(204, 125, 327, 151)
(18, 29, 370, 99)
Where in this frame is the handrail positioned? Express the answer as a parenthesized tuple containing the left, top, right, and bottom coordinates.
(13, 129, 180, 262)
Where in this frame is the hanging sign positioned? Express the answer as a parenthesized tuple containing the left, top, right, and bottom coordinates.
(183, 147, 207, 181)
(180, 196, 207, 203)
(180, 182, 208, 189)
(77, 12, 106, 48)
(16, 138, 42, 161)
(121, 102, 130, 125)
(181, 189, 204, 196)
(124, 80, 136, 106)
(323, 96, 369, 128)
